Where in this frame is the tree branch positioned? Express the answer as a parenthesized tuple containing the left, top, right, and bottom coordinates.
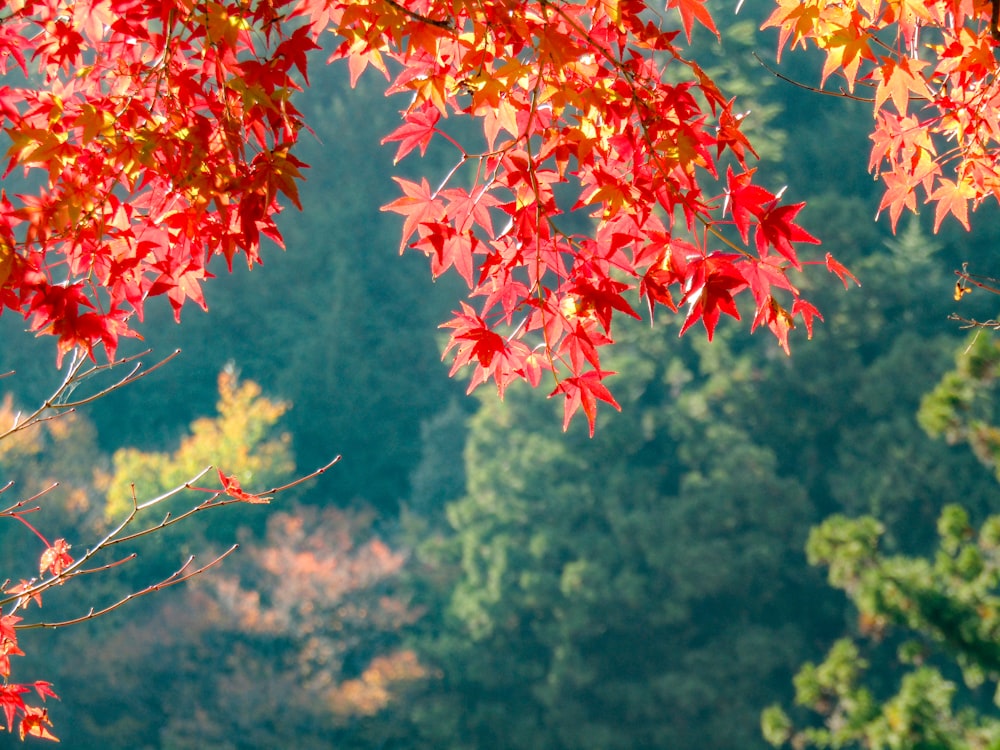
(382, 0, 454, 29)
(18, 547, 239, 629)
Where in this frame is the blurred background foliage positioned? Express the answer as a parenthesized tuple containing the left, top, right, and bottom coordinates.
(3, 0, 1000, 747)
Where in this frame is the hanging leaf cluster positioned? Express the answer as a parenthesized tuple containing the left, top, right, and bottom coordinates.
(0, 0, 853, 437)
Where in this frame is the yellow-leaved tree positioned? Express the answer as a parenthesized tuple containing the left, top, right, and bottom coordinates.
(102, 366, 294, 522)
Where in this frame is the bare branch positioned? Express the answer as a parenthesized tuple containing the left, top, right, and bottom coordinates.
(69, 553, 138, 577)
(0, 454, 340, 612)
(18, 546, 239, 629)
(949, 313, 1000, 329)
(0, 350, 181, 441)
(0, 482, 60, 515)
(58, 349, 181, 409)
(262, 454, 342, 494)
(136, 466, 214, 511)
(753, 52, 876, 103)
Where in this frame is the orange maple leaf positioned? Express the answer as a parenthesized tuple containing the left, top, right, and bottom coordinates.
(928, 177, 975, 231)
(820, 22, 875, 90)
(763, 0, 822, 59)
(39, 540, 72, 579)
(872, 56, 930, 115)
(19, 706, 57, 742)
(218, 469, 272, 504)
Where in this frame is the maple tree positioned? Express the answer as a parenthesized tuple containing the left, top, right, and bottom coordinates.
(49, 504, 422, 748)
(1, 0, 851, 442)
(4, 2, 1000, 437)
(101, 366, 294, 521)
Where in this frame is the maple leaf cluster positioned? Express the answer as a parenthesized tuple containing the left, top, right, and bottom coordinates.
(357, 0, 845, 433)
(1, 613, 58, 741)
(7, 0, 1000, 431)
(764, 0, 1000, 233)
(0, 520, 75, 742)
(2, 0, 850, 436)
(0, 0, 315, 366)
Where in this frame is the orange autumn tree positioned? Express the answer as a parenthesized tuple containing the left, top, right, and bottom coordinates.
(4, 0, 1000, 741)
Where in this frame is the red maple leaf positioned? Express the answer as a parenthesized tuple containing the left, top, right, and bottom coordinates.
(567, 273, 641, 333)
(739, 256, 798, 307)
(666, 0, 720, 42)
(754, 200, 819, 268)
(751, 296, 795, 355)
(440, 302, 507, 372)
(825, 253, 860, 288)
(639, 238, 699, 315)
(415, 226, 478, 287)
(381, 106, 440, 164)
(725, 167, 774, 244)
(381, 177, 446, 253)
(517, 350, 551, 388)
(640, 263, 680, 314)
(19, 706, 57, 742)
(440, 186, 501, 237)
(550, 370, 621, 437)
(559, 322, 613, 373)
(679, 253, 747, 340)
(39, 539, 72, 578)
(793, 298, 823, 338)
(218, 469, 272, 504)
(273, 25, 321, 85)
(5, 581, 42, 610)
(0, 615, 23, 679)
(715, 100, 758, 167)
(0, 684, 28, 732)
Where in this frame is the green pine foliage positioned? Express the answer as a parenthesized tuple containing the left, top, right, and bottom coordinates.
(402, 326, 817, 749)
(764, 507, 1000, 750)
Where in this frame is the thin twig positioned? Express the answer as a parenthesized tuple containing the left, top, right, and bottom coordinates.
(58, 349, 181, 409)
(18, 547, 239, 629)
(382, 0, 455, 29)
(949, 313, 1000, 329)
(264, 455, 341, 494)
(136, 466, 214, 511)
(0, 483, 60, 515)
(752, 52, 876, 103)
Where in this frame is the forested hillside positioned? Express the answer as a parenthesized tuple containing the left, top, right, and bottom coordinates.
(2, 0, 1000, 747)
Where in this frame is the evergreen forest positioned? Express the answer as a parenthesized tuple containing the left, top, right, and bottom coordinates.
(2, 2, 1000, 748)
